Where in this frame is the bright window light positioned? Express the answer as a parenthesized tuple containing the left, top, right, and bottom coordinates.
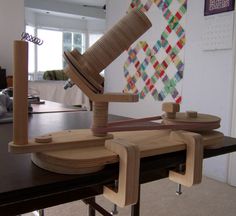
(26, 25, 35, 80)
(89, 33, 102, 47)
(37, 29, 63, 71)
(26, 25, 103, 80)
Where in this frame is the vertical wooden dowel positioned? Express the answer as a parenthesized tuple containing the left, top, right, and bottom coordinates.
(92, 102, 108, 137)
(13, 40, 28, 145)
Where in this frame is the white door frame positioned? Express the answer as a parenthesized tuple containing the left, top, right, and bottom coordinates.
(228, 11, 236, 186)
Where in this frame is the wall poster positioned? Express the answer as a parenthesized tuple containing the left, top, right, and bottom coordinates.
(204, 0, 235, 16)
(123, 0, 187, 103)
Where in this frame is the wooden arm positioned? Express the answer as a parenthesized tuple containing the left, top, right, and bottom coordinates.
(94, 93, 139, 102)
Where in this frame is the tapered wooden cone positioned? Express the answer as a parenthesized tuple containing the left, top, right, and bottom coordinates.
(64, 9, 152, 95)
(83, 9, 152, 78)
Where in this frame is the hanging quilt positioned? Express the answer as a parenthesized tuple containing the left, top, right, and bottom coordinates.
(123, 0, 187, 103)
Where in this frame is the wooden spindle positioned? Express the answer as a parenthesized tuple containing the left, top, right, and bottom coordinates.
(13, 40, 28, 145)
(92, 102, 108, 137)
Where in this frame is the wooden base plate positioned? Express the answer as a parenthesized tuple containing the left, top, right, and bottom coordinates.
(31, 130, 224, 174)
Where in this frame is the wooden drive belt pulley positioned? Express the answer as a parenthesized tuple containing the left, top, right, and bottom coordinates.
(9, 9, 224, 208)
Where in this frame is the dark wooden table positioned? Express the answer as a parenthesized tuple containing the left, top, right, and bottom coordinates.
(0, 111, 236, 216)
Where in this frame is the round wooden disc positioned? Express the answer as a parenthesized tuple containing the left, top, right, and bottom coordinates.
(31, 146, 118, 175)
(31, 130, 224, 174)
(163, 112, 221, 131)
(164, 112, 220, 123)
(35, 135, 52, 143)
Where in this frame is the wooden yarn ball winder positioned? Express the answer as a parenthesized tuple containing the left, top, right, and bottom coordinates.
(9, 10, 224, 207)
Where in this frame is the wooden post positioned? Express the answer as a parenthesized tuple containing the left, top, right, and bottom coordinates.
(13, 40, 28, 145)
(92, 102, 108, 137)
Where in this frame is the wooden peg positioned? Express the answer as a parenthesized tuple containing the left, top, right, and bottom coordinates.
(186, 111, 198, 118)
(103, 138, 140, 207)
(35, 135, 52, 143)
(162, 102, 180, 119)
(92, 102, 108, 137)
(169, 131, 203, 187)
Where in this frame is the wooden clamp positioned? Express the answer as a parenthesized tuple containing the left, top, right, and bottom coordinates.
(168, 131, 203, 187)
(103, 138, 140, 207)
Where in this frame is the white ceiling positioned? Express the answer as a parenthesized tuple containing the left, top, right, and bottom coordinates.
(52, 0, 106, 7)
(25, 0, 106, 20)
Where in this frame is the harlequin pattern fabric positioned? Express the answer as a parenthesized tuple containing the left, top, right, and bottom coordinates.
(123, 0, 187, 103)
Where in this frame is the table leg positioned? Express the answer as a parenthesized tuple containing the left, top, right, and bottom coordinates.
(38, 209, 44, 216)
(87, 197, 96, 216)
(131, 185, 140, 216)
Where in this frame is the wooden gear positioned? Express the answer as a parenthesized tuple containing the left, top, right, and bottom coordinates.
(9, 9, 224, 208)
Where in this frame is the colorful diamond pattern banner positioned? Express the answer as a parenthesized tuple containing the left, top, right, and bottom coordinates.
(123, 0, 187, 103)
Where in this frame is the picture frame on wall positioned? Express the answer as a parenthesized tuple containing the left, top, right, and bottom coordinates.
(204, 0, 235, 16)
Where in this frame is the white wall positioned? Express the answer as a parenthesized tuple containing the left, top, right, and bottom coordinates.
(0, 0, 25, 75)
(182, 1, 234, 183)
(105, 0, 176, 119)
(105, 0, 235, 182)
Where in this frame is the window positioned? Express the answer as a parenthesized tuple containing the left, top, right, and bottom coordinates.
(63, 32, 84, 53)
(26, 25, 85, 80)
(26, 25, 103, 80)
(63, 32, 85, 68)
(26, 25, 35, 80)
(37, 29, 63, 72)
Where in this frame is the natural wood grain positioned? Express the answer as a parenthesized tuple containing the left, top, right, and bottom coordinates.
(64, 52, 99, 94)
(82, 9, 151, 77)
(164, 112, 221, 123)
(92, 102, 108, 137)
(31, 147, 116, 175)
(169, 131, 203, 187)
(162, 102, 180, 119)
(9, 129, 113, 153)
(66, 50, 104, 92)
(23, 130, 223, 176)
(63, 9, 151, 104)
(186, 111, 198, 118)
(163, 113, 221, 132)
(103, 138, 140, 207)
(72, 49, 104, 85)
(94, 93, 139, 102)
(13, 40, 28, 145)
(92, 121, 220, 133)
(64, 61, 139, 103)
